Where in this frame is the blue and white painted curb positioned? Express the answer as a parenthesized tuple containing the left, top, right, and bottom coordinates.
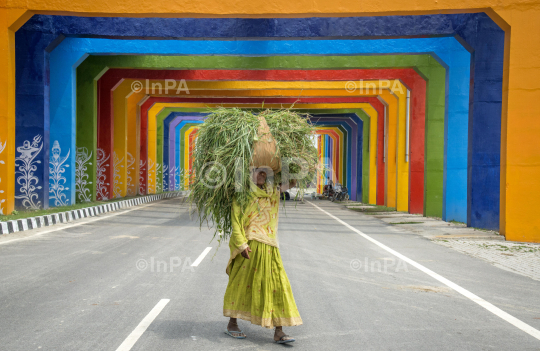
(0, 191, 187, 235)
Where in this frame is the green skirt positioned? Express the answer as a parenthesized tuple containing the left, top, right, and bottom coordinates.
(223, 240, 303, 329)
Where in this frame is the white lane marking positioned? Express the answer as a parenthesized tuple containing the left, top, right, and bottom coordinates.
(191, 247, 212, 267)
(115, 299, 170, 351)
(0, 203, 157, 246)
(307, 201, 540, 341)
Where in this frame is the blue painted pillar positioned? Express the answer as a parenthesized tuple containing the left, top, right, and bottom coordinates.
(455, 13, 505, 230)
(14, 29, 53, 210)
(49, 47, 87, 207)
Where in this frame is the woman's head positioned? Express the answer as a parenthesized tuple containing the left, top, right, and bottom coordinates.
(251, 166, 273, 187)
(254, 170, 267, 186)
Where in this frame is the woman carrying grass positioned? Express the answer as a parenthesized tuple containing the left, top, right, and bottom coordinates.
(189, 108, 317, 344)
(223, 168, 301, 344)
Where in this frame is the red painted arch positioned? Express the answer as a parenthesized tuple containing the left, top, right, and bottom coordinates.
(96, 68, 426, 212)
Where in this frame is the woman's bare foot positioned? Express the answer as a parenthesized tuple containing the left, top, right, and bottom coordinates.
(227, 318, 246, 338)
(274, 326, 295, 343)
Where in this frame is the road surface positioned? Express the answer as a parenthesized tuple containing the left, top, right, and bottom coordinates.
(0, 198, 539, 350)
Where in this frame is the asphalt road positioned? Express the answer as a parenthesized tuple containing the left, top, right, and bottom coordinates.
(0, 197, 539, 351)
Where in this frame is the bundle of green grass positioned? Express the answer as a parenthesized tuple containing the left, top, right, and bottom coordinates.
(188, 107, 319, 241)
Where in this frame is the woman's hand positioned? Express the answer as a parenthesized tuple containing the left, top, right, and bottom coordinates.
(241, 246, 252, 259)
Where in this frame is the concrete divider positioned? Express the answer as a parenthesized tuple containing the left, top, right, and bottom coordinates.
(0, 191, 185, 235)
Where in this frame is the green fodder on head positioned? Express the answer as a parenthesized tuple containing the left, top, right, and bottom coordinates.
(188, 107, 319, 242)
(261, 109, 320, 194)
(188, 107, 259, 242)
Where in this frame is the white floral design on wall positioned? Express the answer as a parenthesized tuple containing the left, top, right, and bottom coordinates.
(14, 135, 43, 210)
(49, 140, 70, 207)
(168, 165, 176, 192)
(126, 152, 136, 196)
(96, 148, 110, 201)
(0, 139, 6, 214)
(139, 160, 146, 195)
(155, 163, 162, 193)
(75, 147, 93, 203)
(162, 164, 168, 193)
(113, 151, 124, 199)
(147, 159, 155, 194)
(172, 166, 180, 191)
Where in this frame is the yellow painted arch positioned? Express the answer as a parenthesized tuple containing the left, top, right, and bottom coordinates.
(146, 101, 398, 205)
(123, 89, 380, 199)
(146, 101, 381, 198)
(315, 127, 343, 185)
(183, 126, 199, 188)
(141, 78, 405, 206)
(315, 128, 342, 192)
(119, 80, 404, 205)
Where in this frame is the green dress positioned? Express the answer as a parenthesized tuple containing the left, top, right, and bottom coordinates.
(223, 183, 303, 329)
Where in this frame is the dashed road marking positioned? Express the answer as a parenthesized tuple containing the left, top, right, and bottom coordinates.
(115, 299, 170, 351)
(192, 247, 212, 267)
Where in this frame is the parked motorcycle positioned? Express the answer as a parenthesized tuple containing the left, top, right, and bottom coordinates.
(322, 184, 335, 198)
(331, 183, 350, 202)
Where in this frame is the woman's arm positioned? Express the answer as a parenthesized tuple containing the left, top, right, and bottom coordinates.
(231, 199, 251, 259)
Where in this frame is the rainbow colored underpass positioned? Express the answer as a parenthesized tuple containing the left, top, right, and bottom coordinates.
(2, 13, 515, 239)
